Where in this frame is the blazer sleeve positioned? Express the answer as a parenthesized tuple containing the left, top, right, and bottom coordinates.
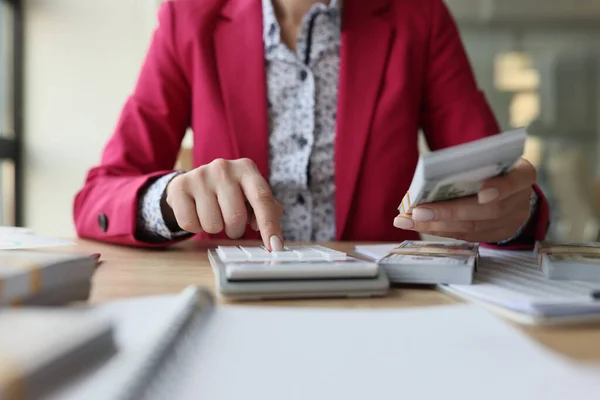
(73, 2, 190, 247)
(419, 0, 549, 248)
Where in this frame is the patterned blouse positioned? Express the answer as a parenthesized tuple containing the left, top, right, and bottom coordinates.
(135, 0, 535, 243)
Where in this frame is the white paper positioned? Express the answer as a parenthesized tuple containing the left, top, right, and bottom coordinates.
(49, 291, 600, 400)
(162, 303, 600, 400)
(455, 249, 600, 311)
(354, 243, 400, 260)
(0, 230, 74, 250)
(0, 226, 34, 234)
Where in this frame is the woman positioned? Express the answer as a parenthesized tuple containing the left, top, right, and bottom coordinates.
(74, 0, 548, 251)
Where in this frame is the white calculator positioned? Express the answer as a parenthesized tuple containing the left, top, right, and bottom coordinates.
(216, 245, 379, 281)
(208, 245, 390, 300)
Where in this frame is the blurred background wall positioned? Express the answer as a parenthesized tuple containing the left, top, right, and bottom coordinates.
(1, 0, 600, 240)
(21, 0, 160, 236)
(446, 0, 600, 242)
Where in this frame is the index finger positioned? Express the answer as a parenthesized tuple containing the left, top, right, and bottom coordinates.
(238, 171, 284, 251)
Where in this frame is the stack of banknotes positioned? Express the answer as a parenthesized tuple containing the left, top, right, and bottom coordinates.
(398, 128, 526, 215)
(534, 241, 600, 282)
(0, 251, 98, 307)
(376, 241, 479, 285)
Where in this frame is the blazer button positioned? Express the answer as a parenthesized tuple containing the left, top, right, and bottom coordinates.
(98, 213, 109, 232)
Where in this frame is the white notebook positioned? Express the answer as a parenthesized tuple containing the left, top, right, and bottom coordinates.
(48, 287, 600, 400)
(355, 244, 600, 325)
(0, 309, 115, 399)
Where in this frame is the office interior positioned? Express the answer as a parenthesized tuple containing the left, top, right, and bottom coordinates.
(1, 0, 600, 242)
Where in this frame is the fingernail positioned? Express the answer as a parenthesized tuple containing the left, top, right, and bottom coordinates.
(393, 216, 414, 230)
(250, 220, 259, 231)
(478, 188, 500, 204)
(412, 208, 435, 221)
(269, 235, 283, 252)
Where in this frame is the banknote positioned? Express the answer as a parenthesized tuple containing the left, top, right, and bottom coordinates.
(388, 240, 479, 256)
(548, 253, 600, 263)
(399, 128, 526, 215)
(377, 241, 479, 285)
(379, 253, 471, 266)
(535, 241, 600, 281)
(534, 241, 600, 263)
(420, 163, 511, 204)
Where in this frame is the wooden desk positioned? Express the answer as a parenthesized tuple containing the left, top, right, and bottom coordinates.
(65, 239, 600, 362)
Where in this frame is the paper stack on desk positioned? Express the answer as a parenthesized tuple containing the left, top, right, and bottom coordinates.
(0, 251, 98, 306)
(398, 128, 525, 215)
(441, 248, 600, 325)
(370, 241, 479, 284)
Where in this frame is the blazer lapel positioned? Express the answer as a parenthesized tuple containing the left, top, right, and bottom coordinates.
(214, 0, 270, 179)
(335, 0, 393, 239)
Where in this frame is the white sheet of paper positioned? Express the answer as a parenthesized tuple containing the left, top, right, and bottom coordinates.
(354, 243, 400, 260)
(0, 230, 74, 250)
(54, 290, 600, 400)
(45, 287, 600, 400)
(0, 226, 34, 234)
(168, 303, 600, 400)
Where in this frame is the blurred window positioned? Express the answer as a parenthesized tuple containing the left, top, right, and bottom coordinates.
(446, 0, 600, 241)
(0, 0, 21, 226)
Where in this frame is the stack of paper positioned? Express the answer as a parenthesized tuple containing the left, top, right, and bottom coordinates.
(398, 128, 525, 215)
(442, 248, 600, 324)
(0, 227, 74, 250)
(0, 309, 115, 399)
(371, 241, 478, 284)
(356, 244, 600, 325)
(0, 251, 98, 306)
(534, 241, 600, 282)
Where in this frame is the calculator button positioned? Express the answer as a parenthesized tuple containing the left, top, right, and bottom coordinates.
(292, 248, 328, 261)
(316, 250, 346, 261)
(240, 246, 273, 261)
(217, 246, 247, 262)
(311, 245, 347, 261)
(271, 249, 301, 261)
(322, 252, 347, 261)
(217, 245, 349, 263)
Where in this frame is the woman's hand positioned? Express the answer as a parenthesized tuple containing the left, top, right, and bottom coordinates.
(163, 158, 284, 251)
(393, 158, 537, 243)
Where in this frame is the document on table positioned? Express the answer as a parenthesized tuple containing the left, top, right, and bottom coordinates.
(0, 227, 74, 249)
(355, 244, 600, 324)
(48, 287, 600, 400)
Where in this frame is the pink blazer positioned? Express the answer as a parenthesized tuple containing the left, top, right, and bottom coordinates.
(73, 0, 549, 248)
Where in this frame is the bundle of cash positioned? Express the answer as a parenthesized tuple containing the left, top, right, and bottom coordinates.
(534, 241, 600, 282)
(398, 128, 526, 215)
(376, 241, 479, 284)
(0, 251, 98, 306)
